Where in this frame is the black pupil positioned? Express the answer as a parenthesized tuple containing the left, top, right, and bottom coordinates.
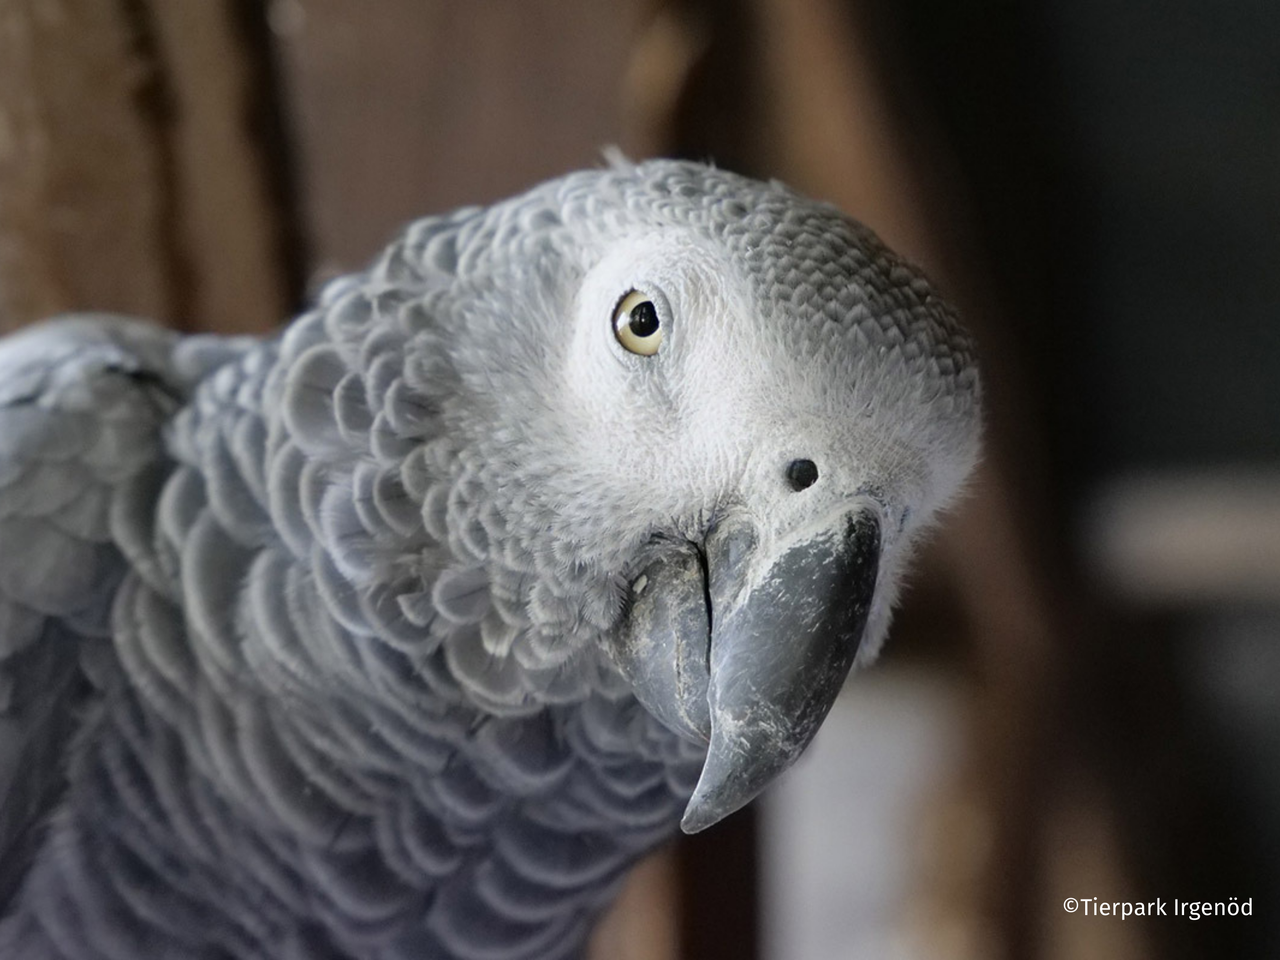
(628, 301, 660, 338)
(786, 459, 820, 491)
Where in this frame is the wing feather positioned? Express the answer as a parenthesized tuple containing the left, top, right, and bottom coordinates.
(0, 316, 242, 910)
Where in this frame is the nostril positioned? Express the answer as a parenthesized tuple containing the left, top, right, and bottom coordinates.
(785, 459, 819, 492)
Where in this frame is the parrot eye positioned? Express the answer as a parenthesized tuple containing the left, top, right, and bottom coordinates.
(612, 290, 664, 356)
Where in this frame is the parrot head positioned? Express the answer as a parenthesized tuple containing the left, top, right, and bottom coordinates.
(391, 159, 980, 833)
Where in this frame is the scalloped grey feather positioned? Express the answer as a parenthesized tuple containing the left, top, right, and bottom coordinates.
(0, 160, 979, 959)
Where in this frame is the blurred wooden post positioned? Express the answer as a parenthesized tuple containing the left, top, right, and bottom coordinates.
(588, 850, 683, 960)
(0, 0, 301, 335)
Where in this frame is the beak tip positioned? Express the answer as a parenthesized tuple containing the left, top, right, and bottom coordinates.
(679, 793, 731, 834)
(679, 810, 711, 835)
(677, 742, 771, 834)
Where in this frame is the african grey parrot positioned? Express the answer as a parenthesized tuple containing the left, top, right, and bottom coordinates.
(0, 159, 979, 959)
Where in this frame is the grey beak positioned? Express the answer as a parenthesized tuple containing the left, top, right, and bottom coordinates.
(610, 510, 880, 834)
(681, 512, 879, 832)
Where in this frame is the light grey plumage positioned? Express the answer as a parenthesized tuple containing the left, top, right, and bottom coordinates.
(0, 159, 979, 959)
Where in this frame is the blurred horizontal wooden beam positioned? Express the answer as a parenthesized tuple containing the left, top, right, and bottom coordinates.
(1085, 471, 1280, 603)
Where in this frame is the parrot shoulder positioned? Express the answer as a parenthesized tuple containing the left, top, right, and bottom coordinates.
(0, 314, 248, 907)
